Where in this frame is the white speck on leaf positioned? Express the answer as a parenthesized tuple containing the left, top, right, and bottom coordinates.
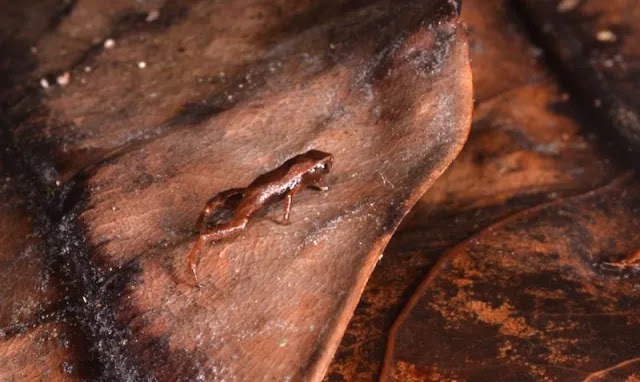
(146, 9, 159, 22)
(57, 72, 71, 86)
(596, 30, 617, 42)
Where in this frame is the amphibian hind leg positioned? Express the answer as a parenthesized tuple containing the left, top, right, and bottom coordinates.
(187, 235, 207, 286)
(200, 217, 249, 242)
(281, 186, 305, 225)
(188, 217, 250, 286)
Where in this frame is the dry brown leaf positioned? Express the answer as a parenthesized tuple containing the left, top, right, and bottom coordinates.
(383, 173, 640, 381)
(0, 0, 472, 380)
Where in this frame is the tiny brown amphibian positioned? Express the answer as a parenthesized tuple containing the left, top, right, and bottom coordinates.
(187, 149, 334, 285)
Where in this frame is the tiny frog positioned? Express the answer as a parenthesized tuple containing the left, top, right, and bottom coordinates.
(599, 250, 640, 276)
(187, 149, 333, 285)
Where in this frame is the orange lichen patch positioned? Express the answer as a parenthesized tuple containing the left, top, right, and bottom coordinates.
(466, 301, 539, 338)
(498, 340, 514, 360)
(545, 344, 572, 364)
(524, 288, 567, 300)
(452, 277, 473, 288)
(391, 361, 461, 382)
(390, 361, 430, 382)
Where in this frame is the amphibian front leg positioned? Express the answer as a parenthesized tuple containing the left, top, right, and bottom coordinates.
(188, 216, 250, 286)
(282, 193, 293, 225)
(308, 178, 329, 191)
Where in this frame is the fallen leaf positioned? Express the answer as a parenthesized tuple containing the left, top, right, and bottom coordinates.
(1, 0, 472, 380)
(383, 173, 640, 381)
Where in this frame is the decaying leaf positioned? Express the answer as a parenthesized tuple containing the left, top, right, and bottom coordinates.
(0, 0, 472, 380)
(383, 173, 640, 381)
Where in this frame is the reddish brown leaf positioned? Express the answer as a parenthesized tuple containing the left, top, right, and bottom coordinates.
(11, 0, 470, 184)
(383, 173, 640, 381)
(29, 0, 167, 78)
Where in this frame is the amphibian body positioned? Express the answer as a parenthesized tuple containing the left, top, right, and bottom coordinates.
(187, 149, 334, 285)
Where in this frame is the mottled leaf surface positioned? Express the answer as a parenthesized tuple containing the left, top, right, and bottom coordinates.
(384, 174, 640, 381)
